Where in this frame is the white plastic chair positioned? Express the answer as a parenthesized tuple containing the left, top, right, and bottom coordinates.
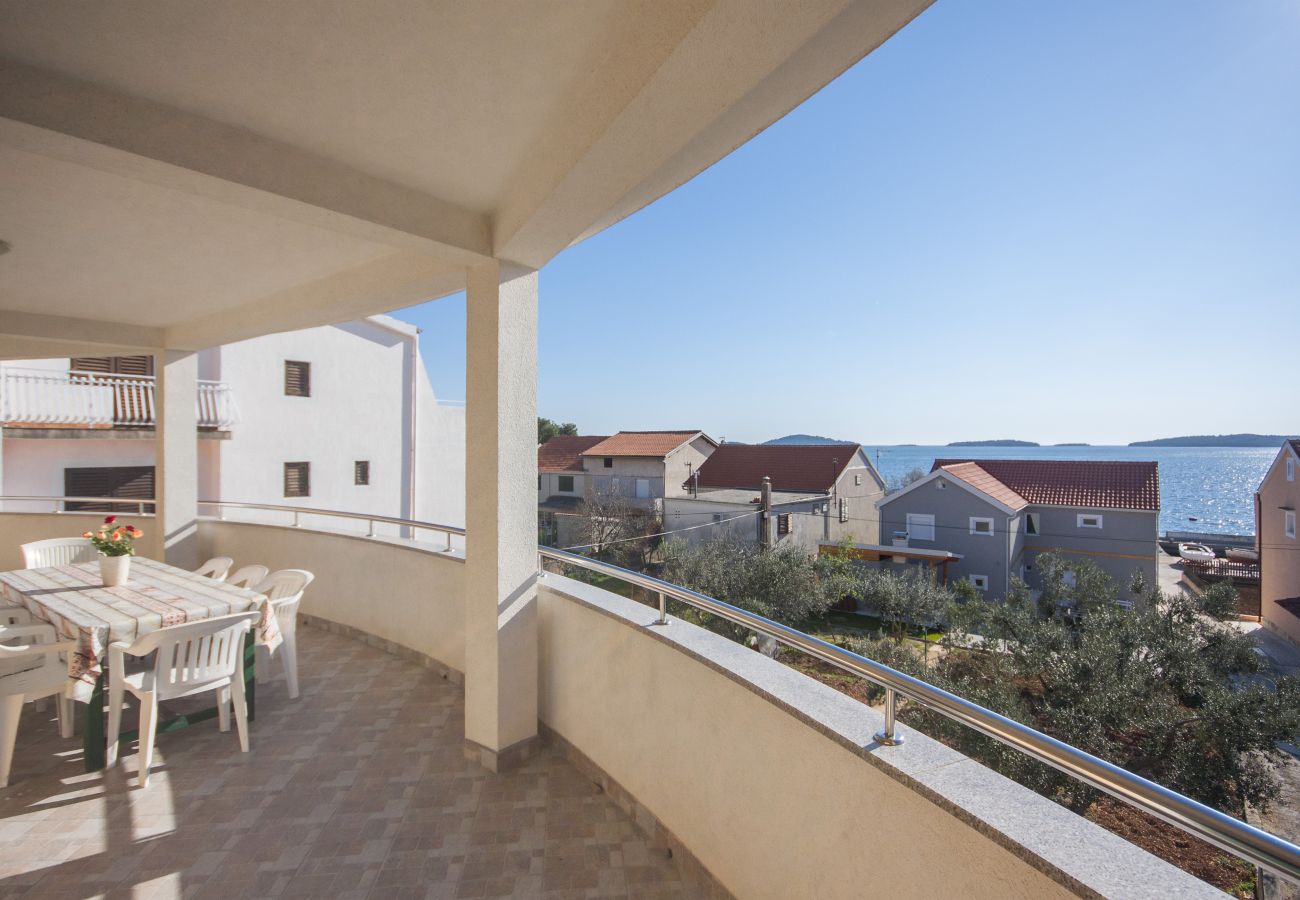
(0, 624, 76, 787)
(21, 538, 96, 569)
(106, 611, 260, 787)
(253, 570, 314, 700)
(193, 557, 234, 581)
(226, 564, 269, 591)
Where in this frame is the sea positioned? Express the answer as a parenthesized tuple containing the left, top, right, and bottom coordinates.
(862, 445, 1278, 537)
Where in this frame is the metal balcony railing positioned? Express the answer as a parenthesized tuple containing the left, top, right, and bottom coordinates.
(2, 495, 1297, 885)
(0, 367, 239, 430)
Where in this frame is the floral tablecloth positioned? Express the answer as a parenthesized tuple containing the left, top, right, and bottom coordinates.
(0, 557, 280, 701)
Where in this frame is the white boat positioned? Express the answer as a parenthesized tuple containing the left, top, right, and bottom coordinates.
(1178, 543, 1216, 564)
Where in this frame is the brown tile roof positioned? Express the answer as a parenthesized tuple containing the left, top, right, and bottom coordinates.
(694, 443, 861, 493)
(931, 459, 1160, 511)
(581, 431, 706, 459)
(935, 462, 1029, 511)
(538, 435, 608, 472)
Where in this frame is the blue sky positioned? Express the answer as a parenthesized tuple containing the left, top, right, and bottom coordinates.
(392, 0, 1300, 446)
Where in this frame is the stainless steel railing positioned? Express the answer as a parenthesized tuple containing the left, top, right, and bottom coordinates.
(537, 548, 1300, 885)
(198, 500, 464, 550)
(0, 495, 157, 514)
(5, 497, 1295, 883)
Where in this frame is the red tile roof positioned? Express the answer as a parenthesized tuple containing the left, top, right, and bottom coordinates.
(931, 459, 1160, 511)
(538, 435, 608, 472)
(936, 462, 1029, 511)
(694, 443, 861, 493)
(581, 431, 707, 459)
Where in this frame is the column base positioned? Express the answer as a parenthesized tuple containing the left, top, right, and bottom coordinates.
(464, 733, 540, 773)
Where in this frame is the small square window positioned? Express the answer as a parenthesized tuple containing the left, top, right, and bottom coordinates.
(854, 474, 862, 486)
(557, 475, 575, 493)
(284, 360, 311, 397)
(1287, 510, 1297, 540)
(970, 517, 994, 536)
(354, 460, 370, 486)
(284, 462, 310, 497)
(603, 457, 613, 468)
(1077, 514, 1103, 529)
(969, 575, 989, 591)
(1025, 513, 1040, 535)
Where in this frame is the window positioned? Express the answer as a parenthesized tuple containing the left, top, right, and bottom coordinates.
(935, 480, 946, 490)
(1287, 510, 1297, 540)
(354, 460, 370, 486)
(635, 478, 650, 499)
(1063, 570, 1078, 588)
(284, 360, 311, 397)
(854, 474, 862, 486)
(557, 475, 575, 493)
(969, 517, 994, 536)
(969, 575, 989, 592)
(839, 498, 849, 523)
(71, 355, 154, 376)
(1025, 513, 1040, 536)
(64, 466, 155, 512)
(284, 461, 310, 497)
(777, 513, 792, 536)
(1077, 514, 1103, 529)
(1289, 457, 1296, 482)
(603, 457, 613, 468)
(905, 513, 935, 542)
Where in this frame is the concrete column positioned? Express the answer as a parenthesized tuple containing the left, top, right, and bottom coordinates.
(155, 350, 199, 568)
(463, 261, 539, 771)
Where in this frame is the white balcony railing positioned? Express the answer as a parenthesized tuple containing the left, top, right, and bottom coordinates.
(0, 367, 240, 430)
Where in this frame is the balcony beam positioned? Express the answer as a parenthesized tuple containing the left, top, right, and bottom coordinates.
(463, 261, 539, 771)
(155, 350, 199, 569)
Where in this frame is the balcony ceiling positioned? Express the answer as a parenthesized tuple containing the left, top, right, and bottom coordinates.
(0, 0, 929, 355)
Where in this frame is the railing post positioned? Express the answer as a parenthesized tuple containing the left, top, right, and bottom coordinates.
(445, 531, 453, 552)
(366, 519, 376, 538)
(653, 591, 668, 626)
(292, 510, 300, 528)
(874, 688, 905, 747)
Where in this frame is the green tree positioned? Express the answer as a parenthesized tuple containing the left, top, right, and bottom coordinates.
(902, 555, 1300, 814)
(662, 538, 843, 651)
(856, 566, 954, 642)
(538, 417, 578, 444)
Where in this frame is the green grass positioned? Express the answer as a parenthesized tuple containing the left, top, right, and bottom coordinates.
(808, 609, 944, 644)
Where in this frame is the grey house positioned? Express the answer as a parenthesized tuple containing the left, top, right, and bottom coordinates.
(877, 459, 1159, 604)
(663, 443, 886, 551)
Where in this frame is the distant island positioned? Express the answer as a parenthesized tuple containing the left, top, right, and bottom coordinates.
(1129, 433, 1297, 448)
(766, 433, 857, 445)
(947, 439, 1040, 447)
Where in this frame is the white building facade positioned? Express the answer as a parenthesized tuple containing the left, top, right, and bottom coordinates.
(0, 316, 465, 534)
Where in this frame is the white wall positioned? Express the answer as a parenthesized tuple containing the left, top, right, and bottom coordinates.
(1, 437, 156, 511)
(0, 317, 467, 532)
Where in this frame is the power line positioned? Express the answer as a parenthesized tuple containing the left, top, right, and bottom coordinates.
(552, 510, 758, 552)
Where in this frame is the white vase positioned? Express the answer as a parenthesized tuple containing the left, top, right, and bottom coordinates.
(100, 555, 131, 587)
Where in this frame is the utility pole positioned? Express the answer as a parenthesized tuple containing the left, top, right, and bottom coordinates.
(760, 475, 773, 549)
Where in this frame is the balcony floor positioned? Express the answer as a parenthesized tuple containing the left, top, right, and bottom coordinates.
(0, 626, 698, 899)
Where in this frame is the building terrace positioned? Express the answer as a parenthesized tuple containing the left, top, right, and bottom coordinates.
(1, 2, 1298, 896)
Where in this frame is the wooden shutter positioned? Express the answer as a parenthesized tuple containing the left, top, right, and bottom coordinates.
(284, 462, 310, 497)
(285, 361, 311, 397)
(354, 460, 370, 485)
(777, 513, 791, 537)
(64, 466, 155, 512)
(70, 355, 154, 375)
